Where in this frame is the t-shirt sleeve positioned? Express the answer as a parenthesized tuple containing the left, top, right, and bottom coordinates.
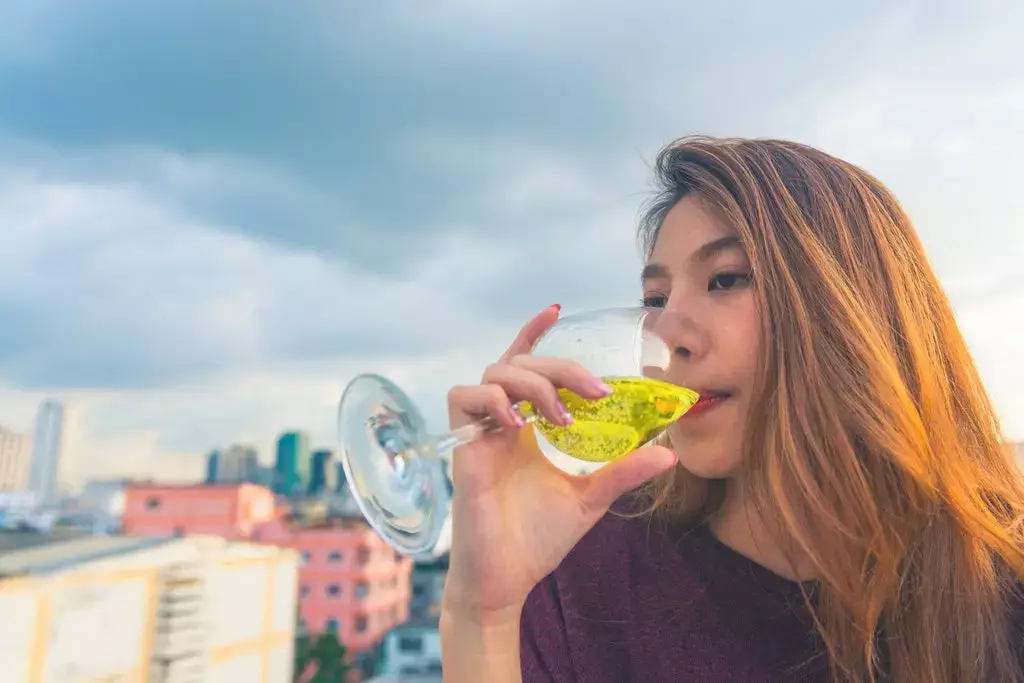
(520, 572, 576, 683)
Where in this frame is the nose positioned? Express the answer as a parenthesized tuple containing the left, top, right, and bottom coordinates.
(650, 302, 706, 363)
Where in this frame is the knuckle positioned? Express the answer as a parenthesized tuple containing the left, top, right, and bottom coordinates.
(480, 362, 505, 382)
(506, 353, 532, 367)
(446, 385, 469, 407)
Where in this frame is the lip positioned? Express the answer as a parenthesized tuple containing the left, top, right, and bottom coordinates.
(681, 390, 732, 418)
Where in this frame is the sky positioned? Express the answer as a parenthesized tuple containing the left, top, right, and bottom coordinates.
(0, 0, 1022, 487)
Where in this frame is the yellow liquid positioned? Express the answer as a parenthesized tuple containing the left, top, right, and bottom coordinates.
(522, 376, 700, 463)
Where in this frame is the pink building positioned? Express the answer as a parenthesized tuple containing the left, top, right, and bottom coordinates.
(123, 482, 277, 540)
(254, 516, 413, 655)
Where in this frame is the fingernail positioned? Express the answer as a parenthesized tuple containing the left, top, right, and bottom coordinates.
(557, 400, 573, 425)
(592, 379, 614, 397)
(549, 303, 561, 313)
(508, 406, 526, 428)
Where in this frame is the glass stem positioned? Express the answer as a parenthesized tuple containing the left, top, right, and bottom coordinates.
(432, 404, 537, 456)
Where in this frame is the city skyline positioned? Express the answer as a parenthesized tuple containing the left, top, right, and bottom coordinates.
(0, 2, 1022, 483)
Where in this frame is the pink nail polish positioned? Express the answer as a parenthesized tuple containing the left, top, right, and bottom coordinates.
(509, 406, 526, 428)
(557, 400, 573, 425)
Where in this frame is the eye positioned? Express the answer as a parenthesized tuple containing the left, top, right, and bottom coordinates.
(641, 294, 668, 308)
(709, 272, 751, 291)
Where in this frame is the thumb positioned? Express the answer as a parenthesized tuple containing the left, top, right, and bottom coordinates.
(580, 445, 678, 512)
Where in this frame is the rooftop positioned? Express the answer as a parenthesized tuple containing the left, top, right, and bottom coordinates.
(0, 527, 92, 554)
(390, 614, 440, 632)
(0, 532, 171, 578)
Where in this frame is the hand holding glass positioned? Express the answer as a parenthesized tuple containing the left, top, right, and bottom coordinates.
(336, 306, 699, 556)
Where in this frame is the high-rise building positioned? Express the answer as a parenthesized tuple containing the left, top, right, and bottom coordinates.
(28, 400, 78, 504)
(274, 431, 310, 497)
(205, 449, 221, 484)
(0, 425, 31, 490)
(206, 445, 261, 484)
(308, 449, 336, 496)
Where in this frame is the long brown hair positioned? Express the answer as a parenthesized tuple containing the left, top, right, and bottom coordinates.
(636, 136, 1024, 682)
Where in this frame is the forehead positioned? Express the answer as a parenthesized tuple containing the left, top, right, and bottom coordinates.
(649, 195, 737, 264)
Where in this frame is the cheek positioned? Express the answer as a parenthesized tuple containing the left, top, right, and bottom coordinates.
(721, 299, 761, 381)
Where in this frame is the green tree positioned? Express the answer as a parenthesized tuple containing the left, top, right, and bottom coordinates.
(307, 631, 351, 683)
(294, 633, 312, 680)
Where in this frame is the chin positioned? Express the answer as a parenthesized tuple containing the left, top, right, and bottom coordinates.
(667, 429, 742, 480)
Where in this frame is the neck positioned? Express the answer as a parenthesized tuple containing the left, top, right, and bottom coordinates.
(708, 478, 818, 583)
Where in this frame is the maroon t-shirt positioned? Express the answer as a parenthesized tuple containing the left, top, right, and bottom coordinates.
(520, 501, 1024, 682)
(520, 504, 835, 682)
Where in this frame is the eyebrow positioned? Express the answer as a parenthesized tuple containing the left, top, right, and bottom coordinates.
(640, 236, 743, 283)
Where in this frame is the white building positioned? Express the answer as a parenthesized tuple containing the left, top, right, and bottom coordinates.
(0, 425, 31, 490)
(208, 445, 261, 484)
(77, 479, 129, 533)
(28, 400, 78, 504)
(0, 532, 299, 683)
(373, 615, 442, 678)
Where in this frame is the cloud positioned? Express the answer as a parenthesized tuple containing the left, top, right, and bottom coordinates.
(0, 0, 1023, 487)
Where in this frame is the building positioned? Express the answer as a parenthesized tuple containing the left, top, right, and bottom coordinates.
(308, 449, 336, 496)
(207, 445, 262, 484)
(0, 532, 298, 683)
(28, 400, 78, 504)
(275, 431, 310, 497)
(75, 478, 129, 533)
(373, 615, 442, 678)
(254, 514, 413, 663)
(0, 425, 31, 490)
(409, 555, 448, 621)
(122, 483, 277, 540)
(122, 483, 415, 671)
(0, 491, 54, 532)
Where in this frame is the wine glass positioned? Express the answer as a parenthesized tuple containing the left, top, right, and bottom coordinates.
(336, 306, 699, 557)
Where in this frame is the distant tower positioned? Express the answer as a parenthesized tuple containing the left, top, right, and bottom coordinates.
(207, 445, 261, 484)
(274, 431, 310, 497)
(308, 449, 336, 496)
(29, 400, 78, 504)
(205, 449, 221, 484)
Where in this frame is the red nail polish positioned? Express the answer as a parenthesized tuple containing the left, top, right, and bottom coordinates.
(550, 304, 561, 312)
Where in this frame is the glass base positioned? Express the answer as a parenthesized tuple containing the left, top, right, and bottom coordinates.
(337, 373, 448, 556)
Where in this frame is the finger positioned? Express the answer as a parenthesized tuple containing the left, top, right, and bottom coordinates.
(580, 445, 678, 513)
(500, 304, 561, 362)
(447, 384, 524, 431)
(481, 363, 573, 426)
(504, 355, 613, 401)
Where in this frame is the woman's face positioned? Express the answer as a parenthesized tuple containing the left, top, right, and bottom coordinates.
(642, 196, 761, 479)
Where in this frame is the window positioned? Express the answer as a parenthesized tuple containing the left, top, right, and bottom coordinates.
(325, 618, 339, 633)
(398, 635, 423, 653)
(297, 618, 307, 634)
(355, 616, 367, 632)
(355, 582, 368, 599)
(328, 551, 343, 563)
(357, 547, 370, 565)
(144, 496, 160, 510)
(300, 551, 311, 566)
(300, 585, 310, 597)
(326, 584, 341, 597)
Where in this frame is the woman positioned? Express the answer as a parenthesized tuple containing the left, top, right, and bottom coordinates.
(439, 137, 1024, 682)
